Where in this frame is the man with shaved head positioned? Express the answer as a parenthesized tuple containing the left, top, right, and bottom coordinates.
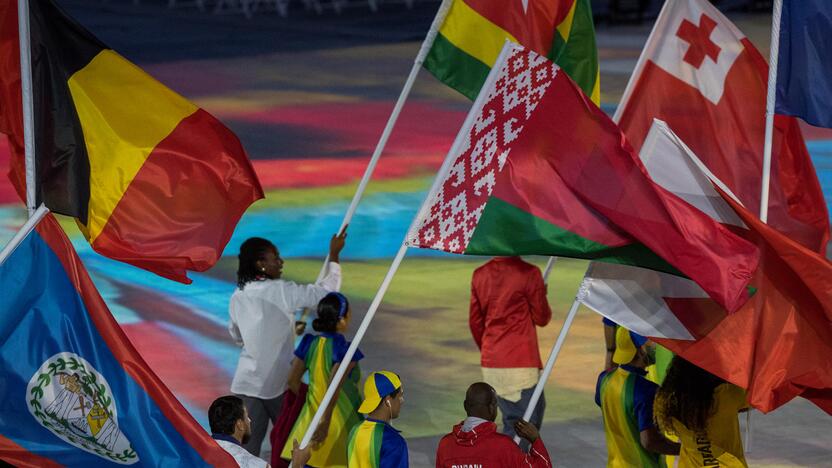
(435, 383, 553, 467)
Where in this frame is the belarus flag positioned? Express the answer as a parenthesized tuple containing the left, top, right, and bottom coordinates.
(407, 42, 758, 313)
(615, 0, 829, 253)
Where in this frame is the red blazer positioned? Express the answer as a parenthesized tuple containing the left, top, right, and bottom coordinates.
(470, 257, 552, 368)
(435, 421, 552, 468)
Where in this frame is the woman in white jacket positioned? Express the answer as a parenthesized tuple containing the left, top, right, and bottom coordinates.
(228, 228, 347, 456)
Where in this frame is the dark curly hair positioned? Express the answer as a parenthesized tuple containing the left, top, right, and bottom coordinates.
(208, 395, 245, 435)
(237, 237, 275, 290)
(655, 356, 725, 434)
(312, 292, 349, 333)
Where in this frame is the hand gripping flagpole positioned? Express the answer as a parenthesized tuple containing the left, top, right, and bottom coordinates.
(314, 0, 453, 282)
(290, 42, 493, 461)
(17, 0, 37, 217)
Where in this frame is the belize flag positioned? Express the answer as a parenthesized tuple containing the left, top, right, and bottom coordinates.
(0, 207, 236, 467)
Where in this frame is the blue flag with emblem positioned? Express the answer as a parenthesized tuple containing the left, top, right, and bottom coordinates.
(775, 0, 832, 128)
(0, 209, 236, 467)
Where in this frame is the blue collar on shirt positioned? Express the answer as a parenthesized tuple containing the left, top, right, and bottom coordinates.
(619, 364, 648, 376)
(211, 433, 241, 446)
(365, 418, 402, 433)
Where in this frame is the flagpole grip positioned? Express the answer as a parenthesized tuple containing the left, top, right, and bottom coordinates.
(17, 0, 37, 217)
(513, 292, 582, 445)
(314, 0, 452, 282)
(760, 0, 783, 223)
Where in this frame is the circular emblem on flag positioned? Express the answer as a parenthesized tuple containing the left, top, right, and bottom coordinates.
(26, 353, 139, 464)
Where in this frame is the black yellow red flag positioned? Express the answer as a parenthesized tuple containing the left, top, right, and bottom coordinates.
(0, 0, 264, 283)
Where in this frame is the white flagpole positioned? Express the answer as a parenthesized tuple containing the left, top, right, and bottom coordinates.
(760, 0, 783, 224)
(541, 256, 558, 284)
(746, 0, 784, 452)
(0, 204, 49, 266)
(314, 0, 453, 282)
(291, 40, 508, 460)
(292, 142, 449, 462)
(17, 0, 37, 217)
(294, 241, 410, 460)
(511, 255, 564, 440)
(513, 281, 584, 444)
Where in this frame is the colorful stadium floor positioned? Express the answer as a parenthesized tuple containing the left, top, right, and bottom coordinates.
(1, 1, 830, 466)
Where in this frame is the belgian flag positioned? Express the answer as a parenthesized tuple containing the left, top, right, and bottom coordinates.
(0, 0, 263, 283)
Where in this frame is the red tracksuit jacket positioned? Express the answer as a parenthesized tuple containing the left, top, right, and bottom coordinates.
(435, 421, 552, 468)
(470, 257, 552, 369)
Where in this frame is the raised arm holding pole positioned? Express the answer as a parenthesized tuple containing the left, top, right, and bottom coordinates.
(288, 46, 485, 462)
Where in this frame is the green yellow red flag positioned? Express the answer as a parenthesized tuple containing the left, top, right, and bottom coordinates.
(424, 0, 600, 103)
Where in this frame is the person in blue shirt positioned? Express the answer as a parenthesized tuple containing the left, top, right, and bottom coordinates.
(347, 371, 408, 467)
(595, 328, 679, 467)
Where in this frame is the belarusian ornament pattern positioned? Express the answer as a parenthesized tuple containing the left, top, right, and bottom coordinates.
(409, 46, 557, 253)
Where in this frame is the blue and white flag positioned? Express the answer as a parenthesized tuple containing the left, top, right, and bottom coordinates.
(0, 210, 236, 467)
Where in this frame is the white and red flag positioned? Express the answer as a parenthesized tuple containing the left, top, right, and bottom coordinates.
(579, 120, 832, 414)
(579, 120, 744, 342)
(615, 0, 830, 253)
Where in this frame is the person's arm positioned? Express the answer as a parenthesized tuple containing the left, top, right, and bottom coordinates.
(312, 228, 347, 292)
(291, 439, 311, 467)
(513, 420, 552, 467)
(469, 277, 485, 349)
(527, 269, 552, 327)
(228, 308, 243, 347)
(636, 382, 679, 455)
(603, 319, 617, 370)
(288, 335, 314, 394)
(286, 358, 305, 395)
(594, 371, 605, 408)
(311, 361, 358, 444)
(380, 432, 409, 468)
(640, 427, 680, 455)
(328, 227, 347, 264)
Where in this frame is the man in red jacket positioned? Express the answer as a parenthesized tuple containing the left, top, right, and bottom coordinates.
(435, 382, 552, 467)
(470, 257, 552, 448)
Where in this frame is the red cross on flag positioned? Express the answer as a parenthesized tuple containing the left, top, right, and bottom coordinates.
(615, 0, 829, 253)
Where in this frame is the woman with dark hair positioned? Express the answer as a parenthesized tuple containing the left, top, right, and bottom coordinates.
(279, 292, 363, 467)
(654, 357, 749, 467)
(228, 230, 347, 457)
